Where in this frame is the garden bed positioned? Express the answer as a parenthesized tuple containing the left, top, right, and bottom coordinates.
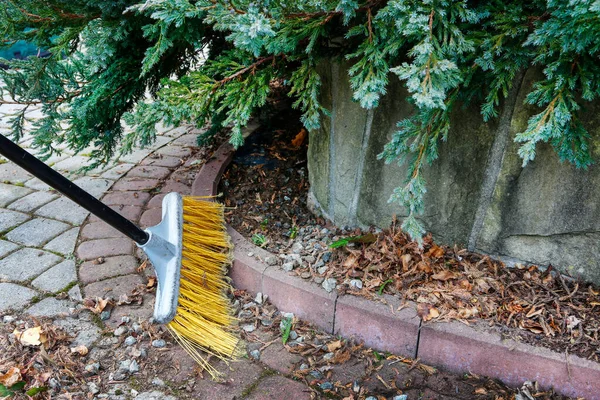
(218, 113, 600, 367)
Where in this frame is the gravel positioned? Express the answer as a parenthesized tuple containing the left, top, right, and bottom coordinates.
(151, 339, 166, 348)
(124, 336, 137, 346)
(322, 278, 337, 293)
(114, 326, 128, 336)
(264, 256, 278, 266)
(152, 378, 165, 387)
(250, 349, 260, 360)
(282, 262, 294, 272)
(242, 324, 256, 333)
(349, 279, 363, 289)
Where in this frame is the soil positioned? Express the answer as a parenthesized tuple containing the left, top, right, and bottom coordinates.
(219, 109, 600, 368)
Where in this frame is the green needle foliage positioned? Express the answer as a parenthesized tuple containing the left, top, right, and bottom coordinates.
(2, 0, 600, 242)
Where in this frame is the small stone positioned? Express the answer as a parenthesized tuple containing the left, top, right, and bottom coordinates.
(291, 242, 303, 254)
(242, 324, 256, 333)
(282, 262, 294, 272)
(247, 252, 254, 257)
(317, 266, 328, 275)
(284, 253, 302, 266)
(131, 389, 139, 397)
(249, 349, 260, 360)
(284, 196, 291, 201)
(353, 380, 360, 392)
(152, 378, 165, 387)
(393, 396, 408, 400)
(264, 256, 278, 266)
(85, 362, 100, 374)
(323, 352, 334, 361)
(322, 252, 332, 262)
(365, 397, 377, 400)
(121, 316, 130, 323)
(310, 370, 324, 379)
(114, 326, 128, 336)
(129, 359, 140, 373)
(132, 323, 142, 333)
(2, 315, 15, 323)
(88, 382, 100, 394)
(314, 260, 325, 269)
(313, 243, 323, 251)
(260, 319, 272, 326)
(49, 378, 60, 389)
(254, 292, 264, 304)
(322, 278, 337, 293)
(124, 336, 137, 346)
(349, 279, 363, 289)
(119, 360, 131, 372)
(299, 363, 309, 370)
(304, 255, 316, 264)
(320, 228, 330, 235)
(100, 310, 111, 321)
(282, 312, 294, 319)
(152, 339, 166, 348)
(320, 382, 333, 390)
(300, 272, 311, 279)
(314, 277, 324, 284)
(113, 371, 127, 381)
(289, 330, 298, 340)
(140, 348, 148, 358)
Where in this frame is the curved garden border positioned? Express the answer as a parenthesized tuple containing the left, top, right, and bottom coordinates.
(191, 126, 600, 400)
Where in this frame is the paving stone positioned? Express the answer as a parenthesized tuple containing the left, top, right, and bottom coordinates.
(103, 294, 154, 329)
(147, 194, 167, 208)
(171, 133, 199, 147)
(140, 208, 162, 228)
(109, 204, 143, 222)
(156, 145, 193, 158)
(31, 260, 77, 292)
(0, 248, 62, 281)
(83, 274, 144, 298)
(100, 163, 136, 180)
(140, 155, 183, 168)
(67, 285, 83, 301)
(126, 165, 171, 180)
(36, 197, 89, 225)
(246, 375, 311, 400)
(0, 240, 19, 258)
(43, 227, 79, 255)
(101, 191, 150, 206)
(111, 178, 160, 191)
(52, 155, 93, 172)
(77, 238, 133, 260)
(120, 148, 155, 164)
(0, 187, 35, 210)
(0, 163, 32, 183)
(72, 177, 113, 198)
(260, 342, 303, 375)
(79, 255, 139, 283)
(0, 209, 30, 232)
(160, 125, 188, 137)
(0, 283, 37, 312)
(25, 297, 74, 317)
(7, 191, 58, 212)
(80, 221, 126, 240)
(160, 179, 191, 195)
(23, 178, 52, 191)
(54, 318, 102, 348)
(5, 218, 70, 246)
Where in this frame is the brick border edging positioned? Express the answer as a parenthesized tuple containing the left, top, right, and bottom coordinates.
(192, 134, 600, 399)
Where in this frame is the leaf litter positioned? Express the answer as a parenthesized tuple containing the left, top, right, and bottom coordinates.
(328, 224, 600, 362)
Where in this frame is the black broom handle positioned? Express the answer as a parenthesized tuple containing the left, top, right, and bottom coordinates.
(0, 134, 149, 245)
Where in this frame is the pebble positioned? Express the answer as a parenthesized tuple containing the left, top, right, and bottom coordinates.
(322, 278, 337, 293)
(242, 324, 256, 333)
(349, 279, 363, 289)
(121, 316, 130, 323)
(289, 330, 298, 340)
(124, 336, 137, 346)
(254, 292, 264, 304)
(284, 195, 291, 201)
(88, 382, 100, 394)
(260, 319, 273, 326)
(299, 363, 309, 370)
(393, 396, 408, 400)
(366, 397, 377, 400)
(314, 277, 324, 284)
(320, 228, 330, 235)
(264, 256, 278, 266)
(249, 349, 260, 360)
(353, 380, 360, 392)
(285, 253, 302, 266)
(129, 359, 140, 373)
(152, 378, 165, 387)
(300, 272, 311, 279)
(100, 310, 111, 321)
(314, 260, 325, 269)
(317, 266, 328, 275)
(2, 315, 15, 323)
(152, 339, 166, 348)
(291, 242, 303, 254)
(119, 360, 131, 372)
(313, 243, 323, 251)
(304, 255, 316, 263)
(131, 389, 139, 397)
(282, 262, 294, 271)
(323, 352, 334, 361)
(132, 323, 142, 333)
(310, 370, 324, 379)
(320, 382, 334, 390)
(114, 326, 128, 336)
(247, 252, 254, 257)
(49, 378, 60, 389)
(322, 252, 332, 262)
(84, 362, 100, 374)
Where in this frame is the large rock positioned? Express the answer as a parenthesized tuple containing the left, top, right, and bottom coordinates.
(308, 61, 600, 283)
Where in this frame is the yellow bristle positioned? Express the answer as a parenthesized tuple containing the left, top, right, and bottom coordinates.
(167, 196, 242, 379)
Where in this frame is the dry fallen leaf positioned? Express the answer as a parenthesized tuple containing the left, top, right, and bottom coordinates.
(431, 270, 457, 281)
(426, 245, 444, 258)
(417, 303, 440, 321)
(0, 367, 22, 387)
(13, 326, 46, 346)
(474, 387, 488, 395)
(291, 128, 307, 147)
(137, 259, 148, 273)
(90, 297, 110, 314)
(70, 345, 89, 356)
(326, 340, 343, 352)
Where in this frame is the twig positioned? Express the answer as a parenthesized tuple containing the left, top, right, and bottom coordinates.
(565, 349, 572, 380)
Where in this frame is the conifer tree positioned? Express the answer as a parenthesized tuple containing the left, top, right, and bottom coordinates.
(2, 0, 599, 241)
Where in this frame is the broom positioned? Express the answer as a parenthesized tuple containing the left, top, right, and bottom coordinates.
(0, 134, 241, 376)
